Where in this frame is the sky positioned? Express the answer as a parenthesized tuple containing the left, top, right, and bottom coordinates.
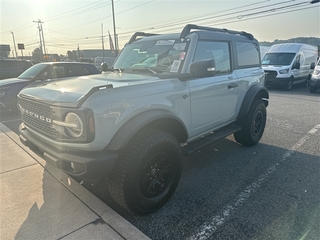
(0, 0, 319, 57)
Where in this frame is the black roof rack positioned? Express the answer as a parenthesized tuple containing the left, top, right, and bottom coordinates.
(180, 24, 254, 40)
(128, 32, 159, 44)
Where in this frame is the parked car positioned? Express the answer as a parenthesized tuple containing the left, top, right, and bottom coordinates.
(0, 59, 33, 80)
(262, 43, 317, 90)
(18, 24, 268, 215)
(0, 62, 100, 111)
(310, 58, 320, 93)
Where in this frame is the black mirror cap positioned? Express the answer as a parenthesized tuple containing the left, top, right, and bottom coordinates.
(189, 59, 216, 77)
(310, 62, 315, 69)
(292, 62, 300, 70)
(101, 62, 109, 72)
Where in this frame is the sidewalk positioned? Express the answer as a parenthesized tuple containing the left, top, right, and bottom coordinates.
(0, 123, 150, 240)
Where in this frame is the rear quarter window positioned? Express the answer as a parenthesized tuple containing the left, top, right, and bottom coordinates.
(236, 42, 260, 67)
(67, 64, 100, 77)
(83, 64, 100, 74)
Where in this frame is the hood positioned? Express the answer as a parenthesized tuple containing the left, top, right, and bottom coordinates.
(19, 72, 160, 107)
(0, 78, 29, 86)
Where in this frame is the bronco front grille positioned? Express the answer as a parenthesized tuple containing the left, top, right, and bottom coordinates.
(18, 98, 59, 138)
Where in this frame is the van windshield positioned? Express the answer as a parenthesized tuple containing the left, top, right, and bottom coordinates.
(262, 53, 295, 66)
(113, 39, 189, 74)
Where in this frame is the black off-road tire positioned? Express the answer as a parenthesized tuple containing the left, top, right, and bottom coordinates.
(107, 129, 182, 215)
(234, 99, 266, 146)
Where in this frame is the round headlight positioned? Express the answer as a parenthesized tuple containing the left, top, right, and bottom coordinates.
(65, 112, 84, 138)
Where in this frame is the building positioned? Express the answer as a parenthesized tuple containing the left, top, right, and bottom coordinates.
(68, 49, 116, 62)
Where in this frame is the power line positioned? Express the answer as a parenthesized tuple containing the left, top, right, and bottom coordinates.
(5, 0, 318, 54)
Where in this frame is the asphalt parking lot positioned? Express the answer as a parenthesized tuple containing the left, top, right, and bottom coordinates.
(1, 86, 319, 240)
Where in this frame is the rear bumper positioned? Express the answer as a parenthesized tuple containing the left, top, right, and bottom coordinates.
(19, 123, 118, 183)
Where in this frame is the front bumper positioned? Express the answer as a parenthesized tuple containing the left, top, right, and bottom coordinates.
(265, 76, 291, 88)
(310, 77, 320, 88)
(19, 123, 118, 182)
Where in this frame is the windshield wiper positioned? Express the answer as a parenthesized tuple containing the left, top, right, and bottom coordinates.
(131, 68, 158, 74)
(108, 67, 124, 73)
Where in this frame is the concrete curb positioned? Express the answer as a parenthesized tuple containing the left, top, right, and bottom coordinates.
(0, 122, 150, 240)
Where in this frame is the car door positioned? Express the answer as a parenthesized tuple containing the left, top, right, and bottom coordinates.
(188, 40, 239, 137)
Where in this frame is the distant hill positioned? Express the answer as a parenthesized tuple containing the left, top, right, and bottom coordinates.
(260, 37, 320, 47)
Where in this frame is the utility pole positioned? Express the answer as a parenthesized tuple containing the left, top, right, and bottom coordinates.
(33, 19, 46, 61)
(40, 22, 47, 59)
(10, 32, 18, 58)
(101, 23, 105, 60)
(111, 0, 118, 56)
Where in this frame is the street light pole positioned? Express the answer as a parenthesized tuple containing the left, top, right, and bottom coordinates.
(111, 0, 118, 56)
(10, 32, 18, 58)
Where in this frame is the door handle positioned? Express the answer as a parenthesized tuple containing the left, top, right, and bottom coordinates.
(228, 83, 238, 89)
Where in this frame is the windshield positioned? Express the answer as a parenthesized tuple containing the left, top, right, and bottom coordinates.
(113, 38, 189, 74)
(18, 64, 48, 80)
(262, 53, 295, 66)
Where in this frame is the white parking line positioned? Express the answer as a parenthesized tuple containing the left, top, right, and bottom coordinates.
(187, 124, 320, 240)
(1, 119, 21, 123)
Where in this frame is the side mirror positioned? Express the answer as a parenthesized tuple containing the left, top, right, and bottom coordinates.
(292, 62, 300, 70)
(310, 62, 315, 69)
(189, 59, 216, 77)
(101, 62, 109, 72)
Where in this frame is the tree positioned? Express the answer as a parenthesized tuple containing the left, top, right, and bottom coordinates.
(32, 48, 42, 62)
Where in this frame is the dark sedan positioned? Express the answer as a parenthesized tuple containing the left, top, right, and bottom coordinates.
(0, 59, 33, 80)
(0, 62, 100, 111)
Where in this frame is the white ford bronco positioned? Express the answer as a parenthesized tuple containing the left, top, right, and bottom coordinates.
(18, 24, 269, 215)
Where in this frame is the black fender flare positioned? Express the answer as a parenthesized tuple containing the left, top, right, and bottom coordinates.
(237, 84, 269, 120)
(107, 109, 189, 150)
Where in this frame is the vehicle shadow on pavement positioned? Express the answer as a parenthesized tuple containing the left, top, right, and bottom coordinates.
(88, 137, 320, 240)
(2, 120, 319, 240)
(12, 148, 103, 240)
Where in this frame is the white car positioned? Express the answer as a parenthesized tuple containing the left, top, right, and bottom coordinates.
(310, 58, 320, 93)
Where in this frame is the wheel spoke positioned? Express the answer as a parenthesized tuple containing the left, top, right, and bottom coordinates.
(140, 151, 173, 198)
(253, 112, 263, 135)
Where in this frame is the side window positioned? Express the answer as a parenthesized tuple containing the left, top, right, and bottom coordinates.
(236, 42, 260, 67)
(52, 65, 66, 78)
(194, 41, 231, 74)
(37, 67, 51, 80)
(68, 65, 87, 77)
(84, 64, 100, 74)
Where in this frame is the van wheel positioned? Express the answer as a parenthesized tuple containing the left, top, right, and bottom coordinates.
(108, 129, 182, 215)
(284, 80, 293, 91)
(310, 86, 317, 93)
(303, 75, 311, 87)
(234, 99, 266, 146)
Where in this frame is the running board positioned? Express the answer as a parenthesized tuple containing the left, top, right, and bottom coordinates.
(182, 123, 241, 156)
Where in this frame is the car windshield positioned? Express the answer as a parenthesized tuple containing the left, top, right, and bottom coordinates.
(18, 64, 48, 80)
(113, 38, 189, 74)
(262, 53, 295, 66)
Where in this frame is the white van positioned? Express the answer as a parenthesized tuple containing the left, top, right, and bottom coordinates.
(262, 43, 317, 90)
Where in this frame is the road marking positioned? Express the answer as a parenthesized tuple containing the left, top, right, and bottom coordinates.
(1, 118, 21, 123)
(187, 124, 320, 240)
